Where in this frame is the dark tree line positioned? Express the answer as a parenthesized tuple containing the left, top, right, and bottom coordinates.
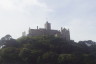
(0, 35, 96, 64)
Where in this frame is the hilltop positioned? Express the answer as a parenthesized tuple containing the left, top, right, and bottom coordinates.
(0, 35, 96, 64)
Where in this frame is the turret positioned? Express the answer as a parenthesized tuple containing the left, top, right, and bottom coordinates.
(45, 21, 51, 30)
(29, 27, 31, 34)
(61, 28, 70, 41)
(66, 29, 70, 41)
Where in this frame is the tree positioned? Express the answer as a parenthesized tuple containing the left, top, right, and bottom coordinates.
(0, 47, 21, 64)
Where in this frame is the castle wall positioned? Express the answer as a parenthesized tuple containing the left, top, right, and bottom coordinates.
(28, 29, 61, 37)
(28, 29, 44, 36)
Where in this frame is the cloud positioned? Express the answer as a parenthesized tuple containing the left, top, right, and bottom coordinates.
(0, 0, 52, 13)
(66, 18, 96, 42)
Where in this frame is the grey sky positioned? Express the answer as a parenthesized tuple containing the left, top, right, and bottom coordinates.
(0, 0, 96, 42)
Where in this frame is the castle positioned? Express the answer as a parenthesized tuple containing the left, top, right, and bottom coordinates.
(22, 22, 70, 41)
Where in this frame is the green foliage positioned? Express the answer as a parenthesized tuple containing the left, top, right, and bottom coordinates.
(0, 47, 22, 64)
(0, 35, 96, 64)
(58, 54, 75, 64)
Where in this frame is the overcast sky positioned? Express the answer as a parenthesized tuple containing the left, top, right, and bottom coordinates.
(0, 0, 96, 42)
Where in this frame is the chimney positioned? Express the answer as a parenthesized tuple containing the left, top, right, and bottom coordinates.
(37, 26, 38, 29)
(61, 27, 63, 30)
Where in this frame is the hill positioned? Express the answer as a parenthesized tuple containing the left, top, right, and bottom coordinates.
(0, 35, 96, 64)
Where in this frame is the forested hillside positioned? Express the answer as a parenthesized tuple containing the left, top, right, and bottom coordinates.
(0, 35, 96, 64)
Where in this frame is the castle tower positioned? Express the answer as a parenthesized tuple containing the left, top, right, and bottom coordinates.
(66, 29, 70, 41)
(61, 28, 70, 41)
(45, 21, 51, 30)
